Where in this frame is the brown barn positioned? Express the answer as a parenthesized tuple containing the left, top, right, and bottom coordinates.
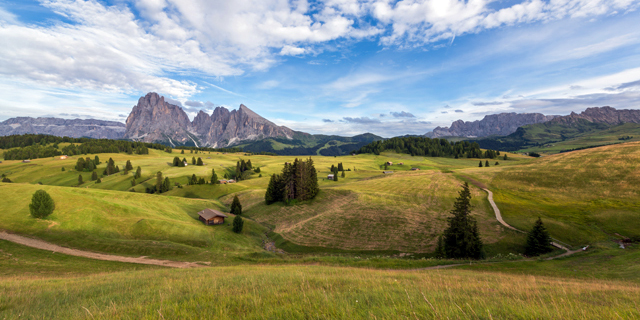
(197, 208, 227, 225)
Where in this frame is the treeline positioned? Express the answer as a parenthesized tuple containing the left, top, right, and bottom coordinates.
(356, 137, 500, 159)
(1, 134, 244, 161)
(265, 158, 319, 204)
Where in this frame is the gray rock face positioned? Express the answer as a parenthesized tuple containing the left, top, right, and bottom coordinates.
(425, 113, 558, 138)
(0, 117, 125, 139)
(125, 92, 294, 147)
(550, 106, 640, 125)
(124, 92, 192, 145)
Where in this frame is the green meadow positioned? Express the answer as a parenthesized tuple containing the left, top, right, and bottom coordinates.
(1, 142, 640, 318)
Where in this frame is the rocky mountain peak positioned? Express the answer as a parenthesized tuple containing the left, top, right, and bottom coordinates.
(426, 112, 557, 138)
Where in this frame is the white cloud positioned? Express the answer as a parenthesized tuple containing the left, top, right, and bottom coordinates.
(280, 45, 307, 56)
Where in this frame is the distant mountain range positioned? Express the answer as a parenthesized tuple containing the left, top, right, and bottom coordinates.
(425, 112, 558, 138)
(0, 117, 125, 139)
(2, 91, 639, 155)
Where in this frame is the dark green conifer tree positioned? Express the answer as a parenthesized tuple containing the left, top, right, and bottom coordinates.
(230, 195, 242, 215)
(173, 157, 181, 167)
(29, 190, 55, 218)
(485, 160, 490, 167)
(232, 215, 243, 233)
(197, 157, 203, 166)
(210, 169, 219, 184)
(341, 170, 345, 178)
(181, 149, 185, 154)
(478, 161, 483, 167)
(156, 172, 163, 193)
(192, 157, 196, 165)
(162, 177, 171, 192)
(91, 171, 98, 181)
(338, 162, 344, 171)
(434, 235, 445, 258)
(61, 167, 65, 171)
(94, 155, 100, 165)
(524, 217, 554, 256)
(135, 166, 142, 179)
(442, 182, 484, 259)
(126, 160, 133, 171)
(503, 154, 508, 160)
(75, 157, 85, 171)
(78, 174, 83, 185)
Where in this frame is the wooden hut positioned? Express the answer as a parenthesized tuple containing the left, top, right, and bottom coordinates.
(327, 174, 335, 179)
(60, 155, 68, 160)
(197, 208, 227, 225)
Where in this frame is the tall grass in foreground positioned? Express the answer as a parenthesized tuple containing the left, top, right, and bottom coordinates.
(1, 265, 638, 319)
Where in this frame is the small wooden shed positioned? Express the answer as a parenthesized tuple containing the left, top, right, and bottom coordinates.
(197, 208, 227, 225)
(327, 174, 335, 179)
(411, 168, 420, 171)
(383, 171, 393, 174)
(22, 160, 31, 163)
(60, 155, 68, 160)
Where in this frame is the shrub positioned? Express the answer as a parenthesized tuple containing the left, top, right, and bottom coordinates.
(29, 190, 55, 218)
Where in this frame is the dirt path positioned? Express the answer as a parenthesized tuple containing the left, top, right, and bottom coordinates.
(0, 231, 205, 268)
(482, 188, 581, 259)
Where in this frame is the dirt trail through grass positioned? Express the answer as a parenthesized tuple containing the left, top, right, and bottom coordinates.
(483, 188, 582, 259)
(0, 231, 205, 268)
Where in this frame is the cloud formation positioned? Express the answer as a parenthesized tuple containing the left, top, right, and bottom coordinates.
(342, 116, 381, 124)
(390, 111, 415, 118)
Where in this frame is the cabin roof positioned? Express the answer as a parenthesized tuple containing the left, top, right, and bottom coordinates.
(197, 208, 228, 220)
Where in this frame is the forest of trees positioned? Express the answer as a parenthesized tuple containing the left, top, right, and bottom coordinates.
(265, 158, 319, 204)
(1, 134, 243, 160)
(356, 137, 499, 159)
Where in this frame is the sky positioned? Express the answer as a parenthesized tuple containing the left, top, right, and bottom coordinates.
(1, 0, 640, 137)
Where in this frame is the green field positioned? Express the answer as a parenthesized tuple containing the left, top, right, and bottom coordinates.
(2, 141, 640, 318)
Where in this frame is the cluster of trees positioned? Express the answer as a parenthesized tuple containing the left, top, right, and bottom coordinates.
(75, 156, 101, 171)
(145, 172, 171, 194)
(233, 159, 252, 181)
(434, 183, 554, 259)
(172, 157, 187, 167)
(1, 134, 243, 161)
(188, 174, 207, 185)
(357, 137, 499, 159)
(478, 160, 499, 167)
(265, 158, 319, 204)
(329, 162, 346, 181)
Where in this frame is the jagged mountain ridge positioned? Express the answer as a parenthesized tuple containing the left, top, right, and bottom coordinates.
(425, 112, 558, 138)
(124, 92, 295, 147)
(0, 117, 125, 139)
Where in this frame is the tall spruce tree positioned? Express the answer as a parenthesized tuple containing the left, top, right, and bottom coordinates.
(29, 190, 55, 218)
(442, 182, 484, 259)
(197, 157, 203, 166)
(78, 174, 83, 185)
(173, 156, 181, 167)
(485, 160, 490, 167)
(94, 155, 100, 165)
(524, 217, 554, 256)
(126, 160, 133, 171)
(478, 161, 483, 167)
(232, 215, 244, 233)
(162, 177, 171, 193)
(192, 157, 196, 165)
(156, 172, 163, 193)
(135, 166, 142, 179)
(230, 195, 242, 215)
(338, 163, 344, 171)
(210, 169, 219, 184)
(91, 171, 98, 181)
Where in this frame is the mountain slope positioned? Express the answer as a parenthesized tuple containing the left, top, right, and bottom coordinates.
(426, 112, 557, 138)
(474, 106, 640, 152)
(124, 92, 294, 147)
(0, 117, 125, 139)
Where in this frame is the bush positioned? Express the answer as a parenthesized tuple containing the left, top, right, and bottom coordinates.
(29, 190, 55, 218)
(232, 215, 244, 233)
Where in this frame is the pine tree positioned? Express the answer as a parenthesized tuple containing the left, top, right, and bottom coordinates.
(503, 154, 508, 160)
(131, 178, 136, 186)
(135, 166, 141, 179)
(115, 165, 120, 173)
(333, 174, 338, 181)
(190, 174, 197, 185)
(125, 160, 133, 171)
(210, 169, 219, 184)
(173, 157, 180, 167)
(163, 177, 172, 192)
(495, 161, 499, 166)
(78, 174, 83, 185)
(338, 162, 344, 171)
(91, 171, 98, 181)
(75, 157, 85, 171)
(197, 157, 203, 166)
(265, 174, 280, 204)
(232, 215, 244, 233)
(181, 149, 185, 154)
(230, 195, 242, 215)
(192, 157, 196, 165)
(524, 217, 553, 256)
(485, 160, 490, 167)
(156, 172, 163, 193)
(94, 155, 100, 165)
(61, 167, 65, 171)
(478, 161, 483, 167)
(442, 182, 484, 259)
(434, 235, 445, 258)
(341, 170, 345, 178)
(246, 159, 252, 169)
(198, 177, 205, 185)
(29, 190, 55, 218)
(96, 178, 101, 183)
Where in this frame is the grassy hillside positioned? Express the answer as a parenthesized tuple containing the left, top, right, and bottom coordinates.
(0, 183, 267, 262)
(481, 141, 640, 245)
(1, 265, 639, 319)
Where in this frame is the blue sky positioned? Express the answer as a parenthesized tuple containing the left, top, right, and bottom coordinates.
(1, 0, 640, 137)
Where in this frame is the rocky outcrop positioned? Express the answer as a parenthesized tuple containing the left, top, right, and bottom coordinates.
(0, 117, 125, 139)
(124, 92, 192, 145)
(124, 92, 294, 147)
(550, 106, 640, 126)
(426, 113, 557, 138)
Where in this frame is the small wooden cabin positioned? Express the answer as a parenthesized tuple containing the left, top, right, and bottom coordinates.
(327, 174, 335, 179)
(218, 179, 228, 184)
(60, 155, 68, 160)
(386, 161, 393, 165)
(197, 208, 227, 225)
(411, 168, 420, 171)
(22, 160, 31, 163)
(383, 171, 393, 174)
